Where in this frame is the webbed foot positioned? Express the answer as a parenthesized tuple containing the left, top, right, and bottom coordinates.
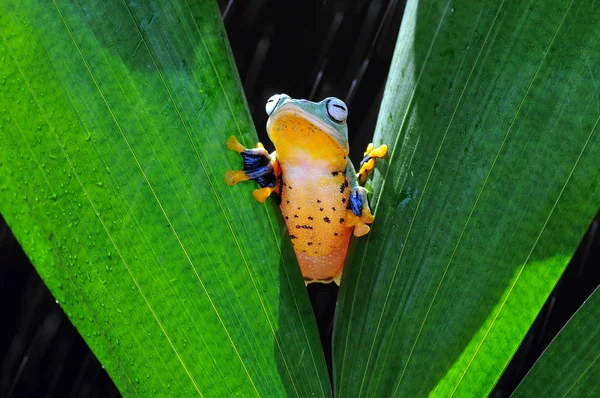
(225, 136, 279, 202)
(252, 186, 276, 203)
(358, 143, 388, 184)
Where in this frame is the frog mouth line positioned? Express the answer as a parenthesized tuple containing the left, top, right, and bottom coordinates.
(267, 103, 348, 150)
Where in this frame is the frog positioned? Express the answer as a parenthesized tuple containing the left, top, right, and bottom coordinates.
(224, 94, 387, 285)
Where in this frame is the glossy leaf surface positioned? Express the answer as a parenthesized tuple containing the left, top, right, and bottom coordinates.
(334, 0, 600, 396)
(0, 1, 329, 396)
(513, 286, 600, 397)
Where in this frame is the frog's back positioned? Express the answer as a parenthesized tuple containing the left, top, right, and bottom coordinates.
(280, 160, 351, 283)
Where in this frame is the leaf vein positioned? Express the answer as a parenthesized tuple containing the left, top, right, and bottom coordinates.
(2, 16, 204, 396)
(446, 2, 578, 394)
(450, 112, 599, 396)
(2, 104, 144, 398)
(561, 351, 600, 397)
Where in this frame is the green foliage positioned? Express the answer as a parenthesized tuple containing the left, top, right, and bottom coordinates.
(513, 286, 600, 397)
(0, 1, 328, 396)
(1, 0, 599, 397)
(334, 0, 600, 396)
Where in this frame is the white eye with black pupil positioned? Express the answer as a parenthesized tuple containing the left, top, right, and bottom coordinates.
(326, 98, 348, 123)
(265, 94, 289, 116)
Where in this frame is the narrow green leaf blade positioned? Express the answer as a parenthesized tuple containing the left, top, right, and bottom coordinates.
(0, 1, 329, 396)
(334, 0, 600, 397)
(513, 286, 600, 397)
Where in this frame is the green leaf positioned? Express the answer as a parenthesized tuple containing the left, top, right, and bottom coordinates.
(513, 286, 600, 397)
(334, 0, 600, 397)
(0, 1, 330, 396)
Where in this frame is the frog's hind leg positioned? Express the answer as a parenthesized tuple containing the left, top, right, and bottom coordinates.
(358, 143, 388, 184)
(225, 136, 279, 203)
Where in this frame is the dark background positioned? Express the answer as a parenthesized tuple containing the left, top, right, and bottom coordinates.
(1, 0, 599, 396)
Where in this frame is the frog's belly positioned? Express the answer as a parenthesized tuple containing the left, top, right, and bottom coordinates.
(280, 167, 351, 282)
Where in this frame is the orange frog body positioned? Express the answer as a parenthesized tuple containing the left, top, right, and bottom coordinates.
(225, 94, 387, 284)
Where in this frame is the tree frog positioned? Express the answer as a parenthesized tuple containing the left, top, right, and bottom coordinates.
(225, 94, 387, 285)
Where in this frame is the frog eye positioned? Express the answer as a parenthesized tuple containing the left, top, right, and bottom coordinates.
(265, 94, 289, 116)
(326, 98, 348, 124)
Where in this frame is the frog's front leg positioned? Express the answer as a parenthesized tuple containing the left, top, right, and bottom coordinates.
(224, 136, 280, 203)
(344, 144, 387, 237)
(345, 166, 375, 237)
(358, 143, 388, 184)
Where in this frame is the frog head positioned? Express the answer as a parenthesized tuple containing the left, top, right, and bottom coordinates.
(265, 94, 350, 160)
